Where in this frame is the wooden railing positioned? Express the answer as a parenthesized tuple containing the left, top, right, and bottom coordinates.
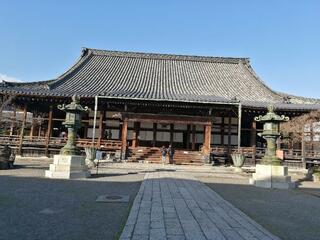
(0, 135, 122, 157)
(1, 133, 320, 168)
(210, 145, 320, 168)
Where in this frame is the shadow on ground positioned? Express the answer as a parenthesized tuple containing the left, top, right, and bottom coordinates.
(198, 176, 320, 240)
(0, 174, 143, 240)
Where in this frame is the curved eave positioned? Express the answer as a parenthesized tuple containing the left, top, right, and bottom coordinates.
(0, 87, 238, 106)
(0, 48, 93, 90)
(2, 87, 320, 112)
(242, 101, 320, 111)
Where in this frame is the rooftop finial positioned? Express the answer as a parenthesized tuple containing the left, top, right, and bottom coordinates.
(267, 104, 275, 113)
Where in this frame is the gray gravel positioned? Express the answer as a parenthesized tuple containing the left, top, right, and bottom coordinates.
(198, 176, 320, 240)
(0, 158, 143, 240)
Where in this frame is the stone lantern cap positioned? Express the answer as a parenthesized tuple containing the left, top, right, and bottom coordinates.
(58, 95, 89, 113)
(254, 105, 289, 123)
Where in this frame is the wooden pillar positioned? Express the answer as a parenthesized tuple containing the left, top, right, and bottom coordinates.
(186, 125, 191, 149)
(9, 104, 16, 136)
(203, 123, 212, 162)
(221, 117, 225, 146)
(18, 104, 27, 155)
(301, 138, 306, 169)
(98, 110, 105, 147)
(121, 118, 128, 159)
(153, 123, 157, 147)
(38, 122, 42, 138)
(170, 124, 174, 145)
(227, 117, 232, 146)
(250, 120, 257, 163)
(119, 123, 123, 140)
(132, 122, 140, 148)
(191, 125, 196, 151)
(227, 116, 232, 160)
(45, 106, 53, 156)
(310, 124, 314, 152)
(29, 118, 35, 140)
(84, 123, 88, 139)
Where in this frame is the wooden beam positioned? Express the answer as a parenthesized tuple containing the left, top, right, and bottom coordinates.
(18, 104, 27, 155)
(45, 106, 53, 156)
(122, 112, 212, 125)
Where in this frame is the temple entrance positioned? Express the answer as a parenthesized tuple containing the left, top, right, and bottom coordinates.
(136, 123, 191, 150)
(118, 113, 212, 161)
(123, 114, 211, 149)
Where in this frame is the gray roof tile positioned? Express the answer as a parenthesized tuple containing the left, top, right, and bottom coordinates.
(1, 48, 319, 110)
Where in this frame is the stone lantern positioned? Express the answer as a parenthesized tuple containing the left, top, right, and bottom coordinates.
(58, 95, 89, 155)
(255, 105, 289, 165)
(249, 105, 295, 189)
(45, 95, 91, 179)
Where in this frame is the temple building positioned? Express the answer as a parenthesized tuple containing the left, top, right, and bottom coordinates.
(1, 48, 320, 164)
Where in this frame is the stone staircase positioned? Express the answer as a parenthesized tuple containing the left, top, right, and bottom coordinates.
(127, 147, 204, 165)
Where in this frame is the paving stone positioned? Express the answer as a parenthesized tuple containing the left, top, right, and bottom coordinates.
(166, 226, 184, 235)
(235, 228, 257, 240)
(120, 171, 280, 240)
(125, 210, 139, 225)
(167, 234, 186, 240)
(132, 234, 149, 240)
(151, 220, 165, 229)
(133, 221, 150, 235)
(164, 211, 178, 219)
(221, 229, 244, 240)
(120, 224, 135, 239)
(184, 230, 207, 240)
(150, 228, 166, 240)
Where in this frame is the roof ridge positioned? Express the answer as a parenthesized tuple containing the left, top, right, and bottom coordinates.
(277, 91, 320, 104)
(1, 79, 54, 88)
(85, 48, 249, 64)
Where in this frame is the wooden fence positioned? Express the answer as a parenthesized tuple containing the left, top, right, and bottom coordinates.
(1, 134, 320, 168)
(0, 135, 122, 157)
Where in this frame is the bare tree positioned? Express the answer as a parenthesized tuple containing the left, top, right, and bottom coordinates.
(281, 110, 320, 171)
(281, 110, 320, 143)
(0, 94, 17, 133)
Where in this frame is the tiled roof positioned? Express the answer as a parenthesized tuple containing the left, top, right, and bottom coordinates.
(1, 48, 319, 110)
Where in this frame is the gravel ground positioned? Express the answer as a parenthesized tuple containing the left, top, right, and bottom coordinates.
(198, 175, 320, 240)
(0, 158, 144, 240)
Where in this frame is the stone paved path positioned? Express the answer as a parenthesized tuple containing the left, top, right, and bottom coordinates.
(120, 171, 281, 240)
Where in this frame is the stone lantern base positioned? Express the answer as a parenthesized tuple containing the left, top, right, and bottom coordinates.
(249, 164, 296, 189)
(45, 155, 90, 179)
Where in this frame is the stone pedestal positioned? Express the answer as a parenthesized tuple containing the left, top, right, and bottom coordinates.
(249, 164, 295, 189)
(45, 155, 90, 179)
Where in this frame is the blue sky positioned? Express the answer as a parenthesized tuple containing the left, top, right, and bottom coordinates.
(0, 0, 319, 98)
